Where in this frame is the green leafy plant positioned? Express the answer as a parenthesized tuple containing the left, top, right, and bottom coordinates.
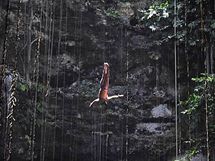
(17, 82, 29, 92)
(105, 8, 120, 18)
(174, 148, 198, 161)
(137, 0, 171, 33)
(182, 74, 215, 115)
(181, 74, 215, 158)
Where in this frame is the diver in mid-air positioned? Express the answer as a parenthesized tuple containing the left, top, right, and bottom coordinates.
(89, 63, 124, 107)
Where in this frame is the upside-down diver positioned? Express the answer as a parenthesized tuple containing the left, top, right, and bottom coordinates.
(89, 63, 124, 107)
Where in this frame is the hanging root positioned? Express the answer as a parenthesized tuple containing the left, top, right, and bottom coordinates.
(4, 71, 18, 161)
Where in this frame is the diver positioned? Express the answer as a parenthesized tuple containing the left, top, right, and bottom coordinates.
(89, 63, 124, 107)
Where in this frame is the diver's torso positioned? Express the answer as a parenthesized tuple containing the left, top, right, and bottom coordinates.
(99, 88, 108, 101)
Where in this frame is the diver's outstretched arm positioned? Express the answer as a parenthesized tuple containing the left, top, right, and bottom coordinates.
(89, 98, 100, 107)
(108, 94, 124, 100)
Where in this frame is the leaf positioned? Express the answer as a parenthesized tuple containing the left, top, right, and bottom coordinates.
(19, 83, 29, 92)
(149, 25, 157, 31)
(147, 9, 157, 19)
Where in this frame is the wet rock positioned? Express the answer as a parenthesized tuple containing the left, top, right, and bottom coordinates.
(117, 2, 134, 25)
(136, 122, 173, 135)
(151, 104, 172, 118)
(191, 153, 206, 161)
(178, 153, 206, 161)
(129, 35, 149, 49)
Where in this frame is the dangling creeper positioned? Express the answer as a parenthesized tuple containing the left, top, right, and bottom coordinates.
(0, 65, 5, 100)
(89, 63, 124, 107)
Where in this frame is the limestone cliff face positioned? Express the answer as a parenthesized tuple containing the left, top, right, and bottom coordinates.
(0, 1, 178, 161)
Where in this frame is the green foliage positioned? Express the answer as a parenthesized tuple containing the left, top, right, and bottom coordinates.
(181, 74, 215, 157)
(17, 81, 47, 93)
(191, 74, 215, 83)
(182, 74, 215, 115)
(32, 83, 47, 92)
(136, 0, 215, 50)
(186, 148, 199, 159)
(105, 8, 120, 18)
(181, 93, 201, 115)
(17, 82, 29, 92)
(175, 148, 199, 161)
(139, 1, 170, 20)
(138, 0, 171, 33)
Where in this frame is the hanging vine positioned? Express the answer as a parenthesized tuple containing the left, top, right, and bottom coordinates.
(40, 0, 50, 160)
(3, 0, 19, 160)
(29, 0, 44, 159)
(1, 0, 10, 65)
(174, 0, 178, 158)
(60, 17, 65, 161)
